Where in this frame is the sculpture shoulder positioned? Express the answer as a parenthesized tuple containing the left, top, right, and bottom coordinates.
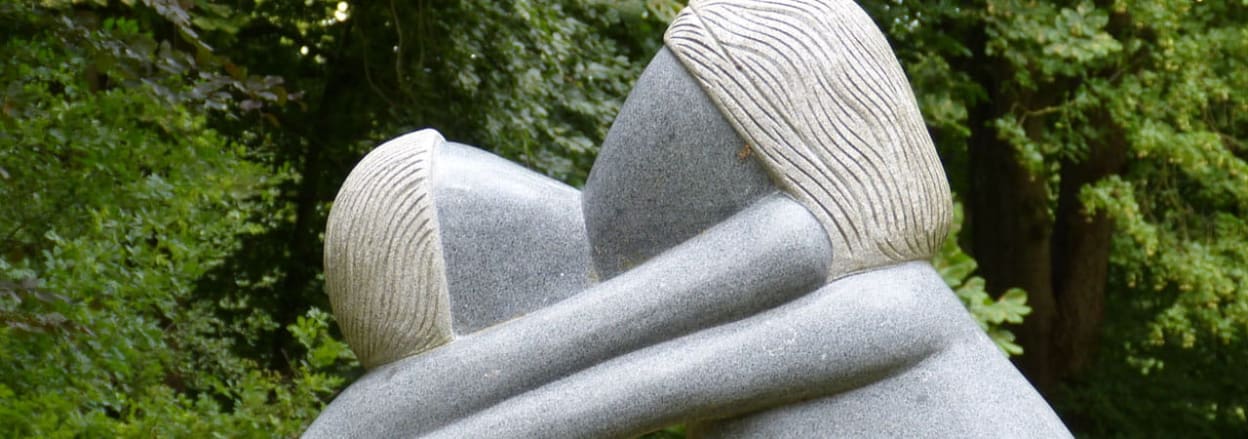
(804, 261, 976, 362)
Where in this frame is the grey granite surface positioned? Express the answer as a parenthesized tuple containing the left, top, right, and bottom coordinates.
(582, 47, 774, 279)
(434, 141, 591, 334)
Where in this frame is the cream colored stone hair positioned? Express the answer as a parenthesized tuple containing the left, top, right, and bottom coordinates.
(665, 0, 953, 278)
(323, 130, 452, 369)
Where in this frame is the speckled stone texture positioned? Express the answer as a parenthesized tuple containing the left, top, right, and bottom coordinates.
(434, 141, 592, 334)
(582, 47, 773, 279)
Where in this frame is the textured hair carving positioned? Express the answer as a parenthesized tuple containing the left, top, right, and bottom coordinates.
(665, 0, 952, 278)
(323, 130, 453, 369)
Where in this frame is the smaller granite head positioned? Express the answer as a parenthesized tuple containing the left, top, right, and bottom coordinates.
(323, 131, 593, 369)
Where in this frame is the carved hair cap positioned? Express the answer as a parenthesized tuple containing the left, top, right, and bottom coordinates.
(665, 0, 953, 278)
(324, 130, 453, 368)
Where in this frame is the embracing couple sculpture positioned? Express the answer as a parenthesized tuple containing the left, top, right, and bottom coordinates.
(305, 1, 1071, 437)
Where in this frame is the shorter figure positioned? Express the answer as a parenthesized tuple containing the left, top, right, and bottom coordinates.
(323, 130, 593, 368)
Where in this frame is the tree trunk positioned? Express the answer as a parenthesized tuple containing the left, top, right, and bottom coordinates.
(966, 70, 1125, 398)
(966, 86, 1059, 393)
(1050, 120, 1127, 380)
(271, 17, 360, 371)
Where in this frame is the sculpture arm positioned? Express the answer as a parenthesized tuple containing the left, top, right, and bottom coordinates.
(422, 261, 959, 438)
(303, 193, 832, 437)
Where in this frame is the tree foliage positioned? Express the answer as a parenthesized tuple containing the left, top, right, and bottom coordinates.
(0, 2, 354, 436)
(861, 0, 1248, 434)
(933, 202, 1032, 356)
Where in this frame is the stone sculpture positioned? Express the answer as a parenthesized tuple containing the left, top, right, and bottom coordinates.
(306, 0, 1072, 437)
